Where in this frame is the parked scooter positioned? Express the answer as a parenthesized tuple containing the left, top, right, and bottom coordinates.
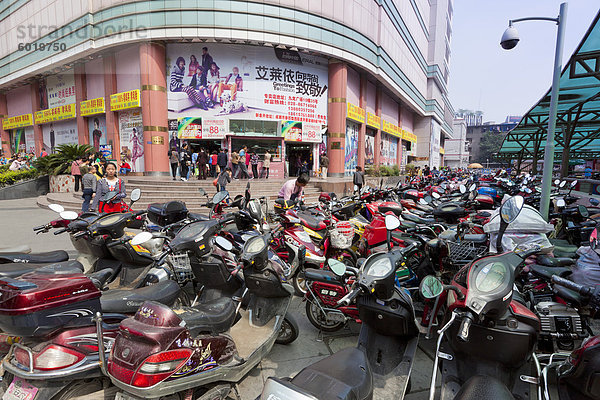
(259, 214, 419, 399)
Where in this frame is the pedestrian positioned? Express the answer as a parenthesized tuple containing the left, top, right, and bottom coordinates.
(198, 148, 208, 180)
(94, 158, 107, 180)
(210, 150, 218, 177)
(9, 157, 23, 171)
(278, 173, 310, 201)
(180, 143, 191, 181)
(216, 167, 232, 192)
(353, 166, 365, 193)
(217, 148, 228, 171)
(168, 147, 179, 180)
(81, 165, 97, 212)
(191, 149, 199, 179)
(238, 146, 249, 179)
(244, 147, 251, 177)
(231, 150, 240, 179)
(91, 162, 127, 213)
(249, 151, 260, 179)
(262, 150, 271, 179)
(320, 154, 329, 178)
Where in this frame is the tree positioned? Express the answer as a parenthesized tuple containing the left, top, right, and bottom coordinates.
(478, 131, 505, 163)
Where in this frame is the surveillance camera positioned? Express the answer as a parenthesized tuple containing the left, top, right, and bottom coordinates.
(500, 26, 520, 50)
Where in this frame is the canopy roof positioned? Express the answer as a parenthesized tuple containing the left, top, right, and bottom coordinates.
(498, 10, 600, 162)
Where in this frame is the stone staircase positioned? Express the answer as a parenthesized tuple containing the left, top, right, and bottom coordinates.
(38, 176, 324, 212)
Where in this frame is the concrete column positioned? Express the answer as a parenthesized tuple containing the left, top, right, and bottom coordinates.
(139, 42, 169, 174)
(397, 103, 402, 167)
(30, 83, 43, 155)
(0, 94, 10, 157)
(357, 74, 367, 169)
(374, 86, 382, 166)
(327, 60, 347, 177)
(103, 54, 120, 162)
(74, 64, 89, 145)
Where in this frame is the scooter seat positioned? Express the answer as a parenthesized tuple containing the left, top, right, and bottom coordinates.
(0, 245, 31, 255)
(101, 280, 181, 314)
(537, 254, 575, 268)
(0, 261, 83, 279)
(174, 297, 237, 336)
(462, 234, 488, 244)
(529, 264, 572, 281)
(297, 211, 327, 231)
(379, 204, 403, 216)
(304, 268, 342, 283)
(188, 212, 211, 221)
(402, 212, 435, 224)
(290, 347, 371, 400)
(454, 375, 514, 400)
(0, 250, 69, 264)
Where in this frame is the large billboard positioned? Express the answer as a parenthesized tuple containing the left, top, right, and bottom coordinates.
(166, 44, 328, 129)
(118, 110, 144, 172)
(42, 120, 78, 153)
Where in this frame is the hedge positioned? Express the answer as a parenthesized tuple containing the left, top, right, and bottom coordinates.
(0, 169, 40, 188)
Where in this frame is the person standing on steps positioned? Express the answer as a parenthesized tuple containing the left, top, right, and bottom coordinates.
(198, 148, 208, 180)
(238, 146, 249, 179)
(81, 165, 97, 212)
(217, 148, 228, 174)
(210, 150, 218, 178)
(320, 154, 329, 178)
(216, 167, 232, 193)
(71, 157, 83, 192)
(244, 147, 251, 178)
(353, 166, 365, 193)
(179, 143, 191, 181)
(231, 150, 240, 179)
(168, 147, 179, 180)
(262, 150, 271, 179)
(250, 151, 259, 179)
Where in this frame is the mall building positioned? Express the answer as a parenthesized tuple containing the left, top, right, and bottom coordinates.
(0, 0, 454, 177)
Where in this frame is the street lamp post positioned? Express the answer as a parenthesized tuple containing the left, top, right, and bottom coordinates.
(501, 2, 568, 220)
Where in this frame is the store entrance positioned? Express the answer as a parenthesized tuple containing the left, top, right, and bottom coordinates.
(187, 140, 222, 154)
(286, 143, 313, 177)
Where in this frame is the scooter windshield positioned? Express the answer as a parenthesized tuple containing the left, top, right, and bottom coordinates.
(170, 219, 219, 253)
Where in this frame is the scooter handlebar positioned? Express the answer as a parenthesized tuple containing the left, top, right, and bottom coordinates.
(337, 287, 361, 306)
(53, 228, 68, 235)
(551, 275, 593, 296)
(457, 312, 474, 342)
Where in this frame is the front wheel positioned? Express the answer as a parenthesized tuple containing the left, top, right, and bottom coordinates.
(276, 313, 299, 344)
(305, 298, 345, 332)
(292, 270, 307, 296)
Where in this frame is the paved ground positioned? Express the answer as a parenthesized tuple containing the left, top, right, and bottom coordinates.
(0, 197, 437, 399)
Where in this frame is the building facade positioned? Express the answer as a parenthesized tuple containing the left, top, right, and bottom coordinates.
(466, 120, 518, 164)
(445, 117, 468, 168)
(0, 0, 454, 176)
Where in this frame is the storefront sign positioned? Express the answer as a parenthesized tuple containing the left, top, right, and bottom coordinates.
(118, 110, 145, 172)
(99, 144, 112, 158)
(80, 97, 105, 116)
(151, 136, 165, 145)
(2, 114, 33, 130)
(346, 103, 365, 124)
(282, 121, 322, 143)
(167, 43, 328, 125)
(366, 112, 381, 129)
(402, 129, 417, 143)
(46, 72, 76, 109)
(177, 117, 202, 139)
(382, 119, 401, 138)
(110, 89, 141, 111)
(439, 147, 445, 155)
(34, 104, 77, 125)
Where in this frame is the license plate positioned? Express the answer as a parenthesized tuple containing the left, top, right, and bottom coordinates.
(2, 377, 38, 400)
(115, 393, 142, 400)
(325, 312, 347, 323)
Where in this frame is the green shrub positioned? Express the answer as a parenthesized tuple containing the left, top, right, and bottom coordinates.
(34, 144, 94, 176)
(378, 165, 400, 176)
(0, 165, 8, 173)
(365, 165, 381, 176)
(405, 163, 416, 175)
(0, 169, 40, 187)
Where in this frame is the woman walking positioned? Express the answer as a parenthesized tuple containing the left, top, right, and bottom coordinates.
(216, 167, 232, 193)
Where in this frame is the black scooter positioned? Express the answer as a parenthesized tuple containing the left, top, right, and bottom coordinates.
(259, 213, 419, 399)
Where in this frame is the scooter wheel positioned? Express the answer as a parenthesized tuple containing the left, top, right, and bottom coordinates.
(292, 271, 307, 296)
(305, 299, 345, 332)
(276, 313, 299, 345)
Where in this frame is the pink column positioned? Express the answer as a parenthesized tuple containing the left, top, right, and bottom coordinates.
(103, 54, 120, 162)
(327, 61, 347, 177)
(30, 83, 43, 155)
(0, 94, 10, 157)
(358, 74, 367, 169)
(397, 103, 402, 167)
(139, 43, 169, 174)
(374, 86, 382, 166)
(74, 64, 89, 145)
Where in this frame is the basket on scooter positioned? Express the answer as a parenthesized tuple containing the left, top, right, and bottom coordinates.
(330, 221, 354, 249)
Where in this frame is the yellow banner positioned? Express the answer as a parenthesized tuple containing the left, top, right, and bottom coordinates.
(440, 147, 445, 155)
(402, 129, 417, 143)
(80, 97, 105, 116)
(346, 102, 365, 124)
(366, 112, 380, 129)
(382, 119, 401, 138)
(34, 104, 77, 125)
(2, 114, 33, 130)
(110, 89, 141, 111)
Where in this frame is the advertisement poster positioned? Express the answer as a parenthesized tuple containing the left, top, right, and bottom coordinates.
(118, 110, 144, 172)
(99, 144, 112, 159)
(178, 117, 202, 139)
(380, 134, 398, 166)
(282, 121, 322, 143)
(345, 122, 359, 176)
(430, 121, 441, 168)
(10, 129, 26, 154)
(365, 133, 375, 165)
(166, 43, 328, 129)
(46, 72, 76, 109)
(24, 127, 35, 154)
(42, 120, 78, 153)
(88, 115, 107, 152)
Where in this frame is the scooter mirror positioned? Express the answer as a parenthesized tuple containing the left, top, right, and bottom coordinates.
(469, 184, 477, 192)
(102, 191, 119, 202)
(48, 204, 65, 213)
(419, 275, 444, 299)
(131, 231, 153, 246)
(556, 198, 566, 208)
(559, 181, 567, 188)
(198, 188, 207, 196)
(590, 228, 598, 250)
(424, 195, 433, 204)
(212, 190, 229, 204)
(570, 180, 578, 188)
(459, 184, 466, 194)
(432, 192, 441, 199)
(500, 195, 524, 224)
(590, 198, 600, 206)
(419, 198, 428, 205)
(214, 236, 233, 252)
(578, 205, 589, 218)
(59, 211, 78, 220)
(327, 259, 347, 277)
(554, 179, 560, 186)
(524, 188, 532, 194)
(130, 188, 141, 202)
(385, 214, 401, 231)
(440, 183, 447, 190)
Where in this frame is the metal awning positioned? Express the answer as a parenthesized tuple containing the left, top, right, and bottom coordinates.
(498, 10, 600, 171)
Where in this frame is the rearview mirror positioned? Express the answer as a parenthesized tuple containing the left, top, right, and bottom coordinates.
(554, 179, 560, 185)
(556, 198, 566, 208)
(385, 214, 401, 231)
(578, 205, 589, 218)
(198, 188, 207, 196)
(130, 188, 141, 202)
(212, 191, 229, 204)
(500, 195, 524, 224)
(460, 184, 466, 194)
(432, 192, 441, 199)
(559, 181, 567, 188)
(570, 180, 578, 188)
(214, 236, 233, 252)
(327, 259, 347, 277)
(60, 211, 78, 220)
(419, 275, 444, 299)
(130, 231, 153, 246)
(424, 195, 433, 204)
(48, 204, 65, 213)
(469, 183, 476, 192)
(419, 198, 428, 205)
(590, 198, 600, 206)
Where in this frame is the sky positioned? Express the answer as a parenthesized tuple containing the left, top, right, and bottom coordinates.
(449, 0, 600, 124)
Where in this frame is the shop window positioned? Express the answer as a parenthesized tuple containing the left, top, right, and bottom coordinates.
(230, 119, 278, 135)
(231, 138, 282, 161)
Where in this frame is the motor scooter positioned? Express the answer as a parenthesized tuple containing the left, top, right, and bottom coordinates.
(259, 213, 420, 400)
